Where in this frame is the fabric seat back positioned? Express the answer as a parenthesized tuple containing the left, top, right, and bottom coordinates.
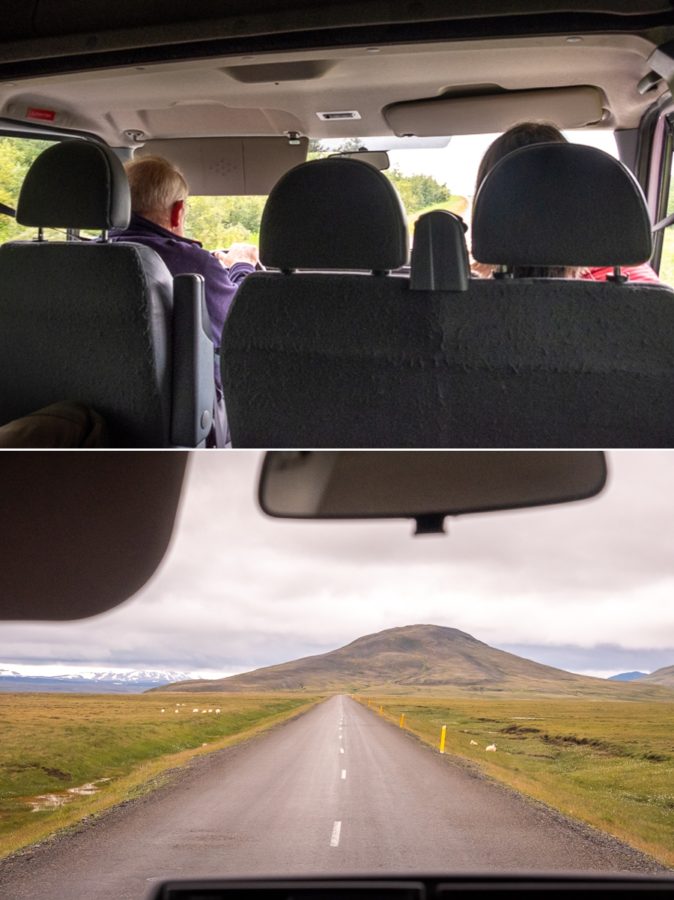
(0, 240, 173, 446)
(222, 157, 413, 445)
(0, 140, 213, 447)
(222, 274, 674, 448)
(223, 144, 674, 447)
(460, 142, 674, 447)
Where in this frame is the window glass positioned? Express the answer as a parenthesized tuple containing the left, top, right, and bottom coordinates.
(317, 130, 618, 245)
(1, 451, 673, 883)
(186, 195, 266, 250)
(170, 130, 620, 252)
(659, 153, 674, 287)
(0, 136, 58, 242)
(386, 130, 618, 234)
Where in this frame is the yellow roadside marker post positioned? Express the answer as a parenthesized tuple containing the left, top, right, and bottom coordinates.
(379, 705, 383, 715)
(399, 713, 405, 728)
(439, 724, 447, 754)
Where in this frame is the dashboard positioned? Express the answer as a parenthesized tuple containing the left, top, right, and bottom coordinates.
(150, 876, 674, 900)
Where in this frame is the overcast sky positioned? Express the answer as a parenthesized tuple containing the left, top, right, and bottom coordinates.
(2, 451, 674, 680)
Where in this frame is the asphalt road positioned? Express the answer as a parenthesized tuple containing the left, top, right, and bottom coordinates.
(0, 695, 665, 899)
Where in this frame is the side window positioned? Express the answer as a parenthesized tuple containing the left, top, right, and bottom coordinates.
(659, 154, 674, 287)
(0, 136, 57, 242)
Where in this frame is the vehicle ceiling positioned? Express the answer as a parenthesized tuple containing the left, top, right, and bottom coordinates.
(0, 3, 671, 147)
(0, 36, 669, 147)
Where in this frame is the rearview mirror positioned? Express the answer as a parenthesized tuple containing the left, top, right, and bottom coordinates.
(258, 451, 607, 534)
(329, 150, 390, 170)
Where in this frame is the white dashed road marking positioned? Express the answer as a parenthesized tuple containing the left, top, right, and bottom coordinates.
(341, 769, 347, 780)
(330, 820, 342, 847)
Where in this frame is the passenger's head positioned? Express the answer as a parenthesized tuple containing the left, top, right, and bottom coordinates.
(473, 122, 574, 279)
(474, 122, 567, 199)
(125, 155, 189, 236)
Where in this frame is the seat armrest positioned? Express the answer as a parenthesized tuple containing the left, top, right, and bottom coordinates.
(170, 273, 215, 447)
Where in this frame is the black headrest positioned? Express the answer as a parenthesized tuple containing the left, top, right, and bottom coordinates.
(472, 143, 652, 268)
(260, 158, 408, 271)
(17, 140, 131, 230)
(410, 210, 470, 291)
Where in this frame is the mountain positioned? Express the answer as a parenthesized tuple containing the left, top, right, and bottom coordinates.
(153, 625, 672, 698)
(0, 668, 194, 693)
(639, 664, 674, 687)
(608, 671, 647, 682)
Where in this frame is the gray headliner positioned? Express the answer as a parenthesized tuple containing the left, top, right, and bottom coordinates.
(1, 1, 672, 64)
(0, 34, 667, 149)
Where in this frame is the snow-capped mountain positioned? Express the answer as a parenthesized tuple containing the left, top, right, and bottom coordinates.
(0, 668, 194, 693)
(56, 670, 192, 683)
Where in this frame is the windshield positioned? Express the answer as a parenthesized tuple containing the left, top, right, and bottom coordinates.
(320, 130, 618, 224)
(5, 130, 670, 288)
(179, 129, 674, 287)
(0, 451, 672, 896)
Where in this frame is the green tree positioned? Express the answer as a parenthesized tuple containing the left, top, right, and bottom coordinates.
(308, 138, 364, 159)
(308, 141, 452, 216)
(0, 137, 55, 242)
(186, 195, 266, 248)
(386, 168, 451, 214)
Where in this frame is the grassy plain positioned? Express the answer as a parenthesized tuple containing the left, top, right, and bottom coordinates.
(359, 695, 674, 867)
(0, 691, 319, 859)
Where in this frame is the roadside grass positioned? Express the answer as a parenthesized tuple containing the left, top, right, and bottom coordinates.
(357, 695, 674, 868)
(0, 691, 320, 859)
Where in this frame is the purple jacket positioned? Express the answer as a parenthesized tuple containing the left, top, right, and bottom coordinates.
(110, 213, 254, 348)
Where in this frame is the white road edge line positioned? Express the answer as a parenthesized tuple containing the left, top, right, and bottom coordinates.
(340, 747, 345, 754)
(341, 769, 347, 780)
(330, 820, 342, 847)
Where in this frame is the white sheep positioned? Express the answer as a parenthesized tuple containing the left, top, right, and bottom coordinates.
(160, 708, 165, 713)
(470, 739, 478, 746)
(215, 708, 221, 714)
(485, 743, 497, 752)
(192, 708, 199, 713)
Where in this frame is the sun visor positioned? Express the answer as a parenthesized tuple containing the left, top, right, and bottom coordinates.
(384, 86, 605, 136)
(0, 452, 187, 621)
(136, 136, 309, 195)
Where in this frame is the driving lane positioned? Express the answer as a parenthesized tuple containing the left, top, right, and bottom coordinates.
(0, 696, 664, 899)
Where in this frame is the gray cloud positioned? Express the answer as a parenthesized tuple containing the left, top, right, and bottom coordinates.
(500, 643, 674, 676)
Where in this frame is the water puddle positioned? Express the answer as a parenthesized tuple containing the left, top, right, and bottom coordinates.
(29, 777, 111, 812)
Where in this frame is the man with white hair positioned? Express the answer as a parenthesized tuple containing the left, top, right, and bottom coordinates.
(110, 155, 258, 443)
